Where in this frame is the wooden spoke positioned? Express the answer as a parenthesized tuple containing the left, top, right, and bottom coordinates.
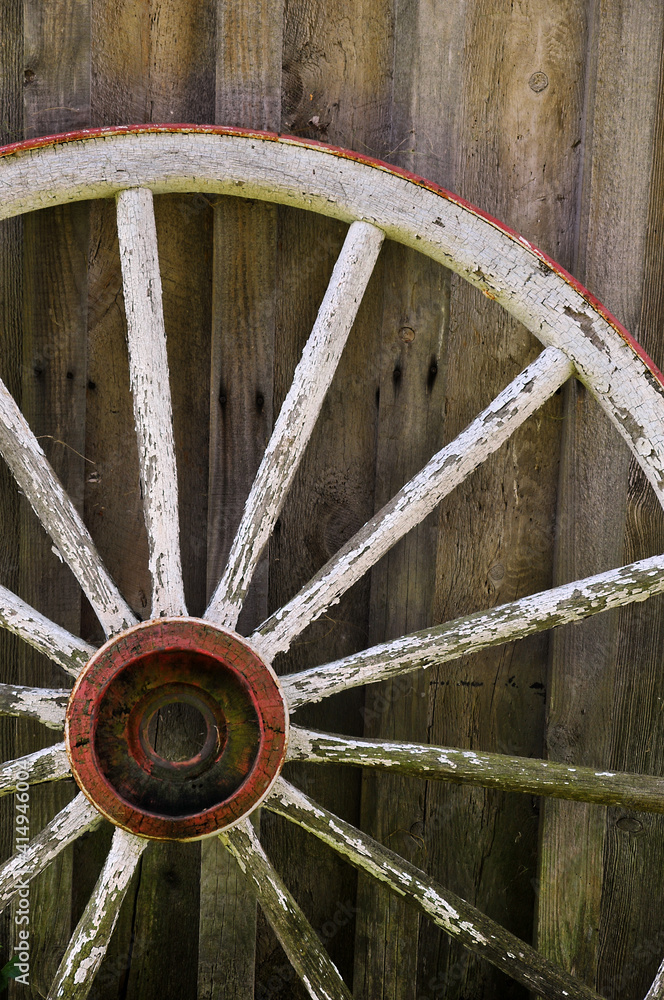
(282, 552, 664, 709)
(0, 744, 70, 798)
(0, 379, 135, 637)
(116, 187, 187, 618)
(0, 582, 94, 677)
(48, 828, 146, 1000)
(206, 221, 385, 629)
(288, 727, 664, 813)
(0, 792, 101, 911)
(645, 960, 664, 1000)
(0, 682, 69, 729)
(253, 347, 573, 658)
(266, 779, 602, 1000)
(220, 819, 352, 1000)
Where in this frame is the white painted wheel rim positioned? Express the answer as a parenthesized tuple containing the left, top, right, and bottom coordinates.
(0, 125, 661, 1000)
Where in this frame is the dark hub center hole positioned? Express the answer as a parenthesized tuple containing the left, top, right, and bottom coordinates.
(146, 701, 210, 763)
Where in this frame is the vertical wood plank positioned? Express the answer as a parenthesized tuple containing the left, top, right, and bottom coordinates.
(352, 1, 457, 994)
(537, 5, 664, 997)
(0, 0, 24, 974)
(88, 3, 215, 997)
(260, 3, 393, 997)
(16, 2, 90, 995)
(199, 3, 283, 995)
(422, 3, 587, 998)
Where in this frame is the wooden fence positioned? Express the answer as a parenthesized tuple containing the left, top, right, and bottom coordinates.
(0, 1, 663, 998)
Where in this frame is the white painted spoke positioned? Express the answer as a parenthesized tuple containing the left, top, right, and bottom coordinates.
(220, 819, 352, 1000)
(0, 582, 95, 677)
(0, 744, 70, 798)
(645, 958, 664, 1000)
(116, 187, 187, 618)
(288, 727, 664, 812)
(267, 779, 601, 1000)
(0, 682, 69, 729)
(0, 792, 101, 911)
(206, 221, 385, 629)
(48, 827, 146, 1000)
(283, 552, 664, 709)
(0, 379, 135, 638)
(253, 347, 573, 658)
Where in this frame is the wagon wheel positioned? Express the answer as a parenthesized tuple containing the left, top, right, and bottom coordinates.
(0, 126, 664, 1000)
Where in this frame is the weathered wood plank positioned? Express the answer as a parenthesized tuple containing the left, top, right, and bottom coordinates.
(283, 552, 664, 708)
(620, 31, 664, 1000)
(255, 348, 573, 659)
(200, 3, 282, 995)
(216, 0, 282, 131)
(220, 820, 352, 1000)
(260, 3, 393, 990)
(116, 186, 187, 618)
(0, 0, 24, 969)
(89, 4, 215, 995)
(424, 3, 588, 995)
(121, 836, 200, 1000)
(206, 198, 277, 632)
(48, 829, 146, 1000)
(18, 8, 93, 990)
(353, 4, 457, 985)
(267, 779, 603, 1000)
(206, 220, 385, 629)
(23, 0, 89, 139)
(355, 241, 448, 1000)
(592, 23, 664, 1000)
(537, 5, 664, 996)
(199, 831, 259, 1000)
(207, 0, 282, 624)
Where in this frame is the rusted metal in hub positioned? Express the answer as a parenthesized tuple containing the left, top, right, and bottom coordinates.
(65, 618, 288, 840)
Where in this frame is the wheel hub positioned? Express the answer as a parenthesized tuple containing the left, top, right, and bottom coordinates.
(65, 618, 288, 840)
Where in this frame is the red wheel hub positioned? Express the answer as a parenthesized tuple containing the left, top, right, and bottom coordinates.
(65, 618, 288, 840)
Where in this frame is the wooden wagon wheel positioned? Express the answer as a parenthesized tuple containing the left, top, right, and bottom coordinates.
(0, 125, 664, 1000)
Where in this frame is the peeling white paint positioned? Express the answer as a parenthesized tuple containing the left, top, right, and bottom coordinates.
(0, 583, 94, 677)
(283, 552, 664, 708)
(220, 818, 351, 999)
(266, 778, 582, 997)
(48, 828, 146, 999)
(255, 348, 573, 658)
(0, 680, 69, 728)
(0, 744, 70, 796)
(284, 727, 664, 814)
(116, 188, 187, 619)
(459, 921, 489, 946)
